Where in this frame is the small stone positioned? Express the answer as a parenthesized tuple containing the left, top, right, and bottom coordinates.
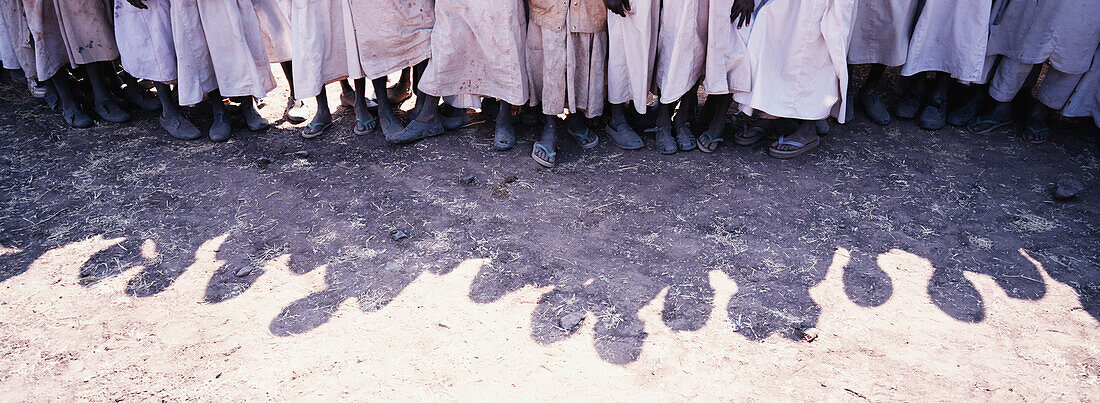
(801, 327, 819, 342)
(235, 266, 252, 277)
(293, 150, 309, 158)
(1053, 176, 1084, 201)
(391, 231, 408, 241)
(460, 173, 476, 185)
(559, 312, 585, 331)
(256, 156, 273, 165)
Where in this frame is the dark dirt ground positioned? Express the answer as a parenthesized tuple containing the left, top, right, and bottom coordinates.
(0, 70, 1097, 368)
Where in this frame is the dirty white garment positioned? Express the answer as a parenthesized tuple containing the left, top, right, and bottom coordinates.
(525, 20, 608, 118)
(847, 0, 919, 66)
(0, 0, 36, 79)
(290, 0, 348, 100)
(987, 0, 1100, 76)
(0, 16, 18, 69)
(654, 0, 708, 103)
(114, 0, 177, 83)
(702, 0, 755, 95)
(342, 0, 433, 81)
(445, 95, 482, 109)
(171, 0, 275, 106)
(253, 0, 293, 63)
(734, 0, 856, 123)
(23, 0, 118, 79)
(1064, 46, 1100, 127)
(420, 0, 528, 106)
(900, 0, 992, 82)
(607, 0, 659, 113)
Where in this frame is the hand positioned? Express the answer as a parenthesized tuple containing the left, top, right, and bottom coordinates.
(126, 0, 148, 9)
(605, 0, 632, 17)
(731, 0, 754, 29)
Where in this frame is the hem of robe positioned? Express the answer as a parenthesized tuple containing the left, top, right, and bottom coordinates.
(296, 74, 350, 101)
(348, 52, 429, 82)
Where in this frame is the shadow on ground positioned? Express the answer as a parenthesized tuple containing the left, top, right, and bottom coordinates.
(0, 74, 1097, 364)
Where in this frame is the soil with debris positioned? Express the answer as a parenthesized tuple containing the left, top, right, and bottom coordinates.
(0, 72, 1097, 400)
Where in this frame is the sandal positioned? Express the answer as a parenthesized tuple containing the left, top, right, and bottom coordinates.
(674, 121, 696, 151)
(735, 122, 768, 146)
(646, 125, 677, 154)
(353, 117, 377, 136)
(388, 118, 444, 144)
(568, 126, 599, 149)
(697, 128, 724, 153)
(605, 121, 644, 150)
(301, 121, 333, 139)
(1023, 125, 1050, 144)
(968, 116, 1012, 135)
(531, 142, 556, 167)
(768, 135, 820, 159)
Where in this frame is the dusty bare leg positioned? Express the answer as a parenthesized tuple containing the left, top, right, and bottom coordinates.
(85, 61, 131, 122)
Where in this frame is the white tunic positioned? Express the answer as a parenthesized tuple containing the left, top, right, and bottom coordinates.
(0, 15, 18, 69)
(847, 0, 919, 66)
(654, 0, 709, 103)
(1063, 46, 1100, 127)
(171, 0, 276, 106)
(734, 0, 856, 123)
(606, 0, 659, 113)
(900, 0, 992, 82)
(114, 0, 177, 83)
(987, 0, 1100, 75)
(702, 0, 754, 95)
(290, 0, 349, 100)
(23, 0, 119, 79)
(342, 0, 434, 80)
(419, 0, 528, 106)
(253, 0, 293, 64)
(0, 0, 36, 79)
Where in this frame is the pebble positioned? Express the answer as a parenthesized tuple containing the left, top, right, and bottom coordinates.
(801, 327, 820, 342)
(293, 150, 309, 158)
(256, 156, 273, 165)
(391, 231, 408, 241)
(235, 266, 252, 277)
(559, 312, 585, 331)
(460, 173, 476, 185)
(1053, 176, 1083, 201)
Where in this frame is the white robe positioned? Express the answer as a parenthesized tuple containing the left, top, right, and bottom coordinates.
(114, 0, 177, 83)
(23, 0, 119, 79)
(734, 0, 856, 123)
(0, 15, 18, 69)
(253, 0, 293, 64)
(702, 0, 754, 96)
(0, 0, 36, 79)
(1063, 46, 1100, 127)
(847, 0, 919, 66)
(419, 0, 528, 106)
(525, 20, 608, 118)
(606, 0, 660, 113)
(900, 0, 992, 82)
(654, 0, 708, 103)
(290, 0, 348, 100)
(342, 0, 433, 80)
(987, 0, 1100, 76)
(171, 0, 275, 106)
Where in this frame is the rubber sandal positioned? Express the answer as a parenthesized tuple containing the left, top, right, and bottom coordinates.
(301, 121, 333, 139)
(645, 125, 677, 154)
(1023, 125, 1050, 144)
(605, 122, 643, 150)
(768, 135, 820, 159)
(735, 123, 768, 146)
(568, 126, 599, 149)
(353, 117, 376, 136)
(531, 142, 556, 168)
(696, 129, 724, 153)
(968, 117, 1012, 135)
(674, 121, 696, 151)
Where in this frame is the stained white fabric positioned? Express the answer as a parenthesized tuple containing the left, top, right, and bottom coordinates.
(114, 0, 177, 83)
(419, 0, 528, 106)
(253, 0, 293, 63)
(734, 0, 857, 123)
(171, 0, 275, 106)
(526, 20, 608, 118)
(0, 0, 36, 79)
(1036, 68, 1083, 111)
(987, 0, 1100, 76)
(21, 0, 69, 79)
(342, 0, 433, 80)
(702, 0, 754, 95)
(847, 0, 919, 66)
(290, 0, 348, 100)
(607, 0, 659, 113)
(1064, 46, 1100, 127)
(0, 17, 18, 69)
(654, 0, 708, 103)
(900, 0, 992, 82)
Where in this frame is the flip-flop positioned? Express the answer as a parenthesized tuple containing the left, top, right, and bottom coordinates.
(674, 121, 696, 151)
(568, 126, 599, 149)
(968, 117, 1012, 135)
(531, 142, 556, 168)
(353, 117, 376, 136)
(735, 123, 768, 146)
(768, 135, 820, 159)
(301, 121, 333, 139)
(696, 128, 724, 153)
(1023, 125, 1050, 144)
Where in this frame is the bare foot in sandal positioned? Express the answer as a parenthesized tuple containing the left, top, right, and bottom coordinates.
(768, 120, 820, 159)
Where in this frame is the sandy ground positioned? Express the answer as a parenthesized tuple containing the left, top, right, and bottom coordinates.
(0, 69, 1098, 400)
